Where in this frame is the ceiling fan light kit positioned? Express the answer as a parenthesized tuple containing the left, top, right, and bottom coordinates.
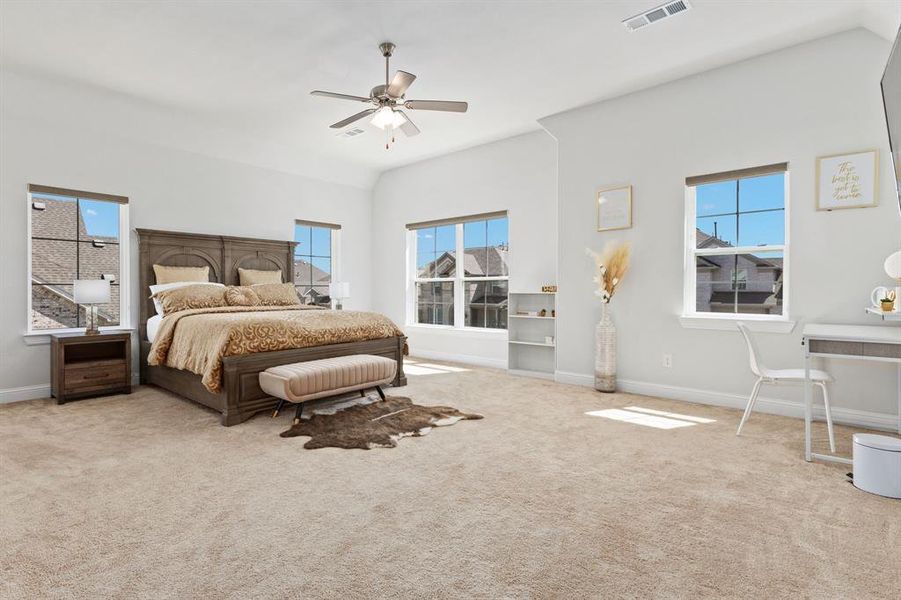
(311, 42, 468, 149)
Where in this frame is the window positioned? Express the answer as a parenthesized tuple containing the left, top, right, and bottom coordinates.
(294, 220, 338, 306)
(409, 212, 509, 330)
(685, 164, 788, 318)
(28, 185, 129, 332)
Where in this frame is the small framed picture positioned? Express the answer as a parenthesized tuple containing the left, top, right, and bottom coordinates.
(596, 185, 632, 231)
(816, 149, 879, 211)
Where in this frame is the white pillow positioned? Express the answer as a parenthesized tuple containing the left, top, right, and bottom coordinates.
(149, 281, 225, 315)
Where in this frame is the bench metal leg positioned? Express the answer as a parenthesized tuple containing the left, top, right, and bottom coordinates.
(360, 389, 366, 397)
(272, 399, 285, 418)
(376, 386, 386, 401)
(293, 402, 305, 425)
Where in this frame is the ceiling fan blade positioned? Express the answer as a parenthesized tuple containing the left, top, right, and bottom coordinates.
(311, 90, 371, 103)
(404, 100, 468, 113)
(386, 70, 416, 98)
(398, 111, 420, 137)
(329, 108, 377, 129)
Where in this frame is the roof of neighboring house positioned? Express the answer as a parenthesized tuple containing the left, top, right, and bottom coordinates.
(710, 291, 779, 305)
(30, 197, 120, 325)
(428, 246, 509, 278)
(695, 229, 782, 269)
(294, 259, 330, 286)
(31, 198, 120, 285)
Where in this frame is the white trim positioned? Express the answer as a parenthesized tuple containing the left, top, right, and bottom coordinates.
(26, 188, 131, 335)
(408, 350, 507, 370)
(678, 314, 796, 333)
(0, 374, 141, 404)
(407, 216, 510, 331)
(683, 171, 790, 321)
(405, 323, 508, 338)
(553, 371, 898, 431)
(0, 384, 52, 404)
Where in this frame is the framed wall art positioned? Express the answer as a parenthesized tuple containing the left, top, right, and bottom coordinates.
(596, 185, 632, 231)
(816, 149, 879, 211)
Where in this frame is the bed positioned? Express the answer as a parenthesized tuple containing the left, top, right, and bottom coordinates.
(137, 228, 406, 426)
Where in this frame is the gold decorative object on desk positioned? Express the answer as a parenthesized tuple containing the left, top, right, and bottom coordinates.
(881, 290, 896, 313)
(541, 285, 557, 293)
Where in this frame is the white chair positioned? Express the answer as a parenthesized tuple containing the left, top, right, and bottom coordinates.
(736, 322, 835, 452)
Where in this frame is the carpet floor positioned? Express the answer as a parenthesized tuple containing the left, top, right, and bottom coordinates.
(1, 359, 898, 599)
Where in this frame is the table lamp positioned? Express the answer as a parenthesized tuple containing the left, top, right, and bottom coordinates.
(74, 279, 110, 335)
(328, 282, 350, 310)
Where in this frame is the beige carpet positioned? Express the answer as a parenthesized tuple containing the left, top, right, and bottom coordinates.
(1, 359, 898, 599)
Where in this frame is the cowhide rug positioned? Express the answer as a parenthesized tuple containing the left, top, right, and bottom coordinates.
(279, 395, 482, 450)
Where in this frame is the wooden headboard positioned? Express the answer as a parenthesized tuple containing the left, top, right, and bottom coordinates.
(136, 228, 297, 340)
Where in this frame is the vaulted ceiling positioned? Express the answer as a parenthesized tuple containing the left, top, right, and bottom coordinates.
(2, 1, 899, 188)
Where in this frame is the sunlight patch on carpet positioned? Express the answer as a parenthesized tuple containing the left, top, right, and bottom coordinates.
(623, 406, 716, 424)
(586, 406, 715, 429)
(404, 360, 471, 376)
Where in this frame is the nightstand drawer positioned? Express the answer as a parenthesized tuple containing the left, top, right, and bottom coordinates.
(64, 364, 127, 392)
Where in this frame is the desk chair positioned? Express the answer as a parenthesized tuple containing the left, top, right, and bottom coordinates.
(736, 322, 835, 452)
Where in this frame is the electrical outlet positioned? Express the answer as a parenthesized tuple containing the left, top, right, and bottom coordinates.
(662, 353, 673, 368)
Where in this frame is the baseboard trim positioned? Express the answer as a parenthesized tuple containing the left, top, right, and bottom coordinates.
(0, 384, 52, 404)
(409, 350, 507, 370)
(554, 370, 898, 432)
(0, 374, 143, 405)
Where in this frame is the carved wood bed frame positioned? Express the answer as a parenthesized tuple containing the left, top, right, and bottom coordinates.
(136, 228, 406, 426)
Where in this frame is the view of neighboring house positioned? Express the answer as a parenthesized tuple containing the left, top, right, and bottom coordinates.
(417, 245, 509, 327)
(695, 229, 783, 314)
(294, 258, 331, 306)
(30, 197, 120, 329)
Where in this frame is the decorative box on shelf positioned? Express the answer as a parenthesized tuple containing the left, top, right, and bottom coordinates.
(508, 292, 556, 380)
(50, 331, 132, 404)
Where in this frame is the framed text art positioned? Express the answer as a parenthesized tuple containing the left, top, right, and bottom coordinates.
(597, 185, 632, 231)
(816, 149, 879, 211)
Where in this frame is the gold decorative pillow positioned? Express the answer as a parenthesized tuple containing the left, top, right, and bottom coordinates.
(224, 286, 261, 307)
(238, 268, 282, 286)
(152, 284, 227, 316)
(252, 283, 301, 306)
(153, 264, 210, 285)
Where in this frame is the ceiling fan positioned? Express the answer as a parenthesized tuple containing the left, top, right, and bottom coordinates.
(311, 42, 468, 149)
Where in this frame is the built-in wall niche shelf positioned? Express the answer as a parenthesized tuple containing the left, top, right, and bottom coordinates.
(508, 292, 556, 379)
(865, 307, 901, 321)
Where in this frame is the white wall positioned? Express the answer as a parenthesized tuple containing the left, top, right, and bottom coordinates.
(541, 29, 900, 422)
(370, 131, 557, 366)
(0, 72, 372, 401)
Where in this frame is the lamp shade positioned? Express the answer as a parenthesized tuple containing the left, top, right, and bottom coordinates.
(329, 282, 350, 299)
(886, 250, 901, 282)
(74, 279, 110, 304)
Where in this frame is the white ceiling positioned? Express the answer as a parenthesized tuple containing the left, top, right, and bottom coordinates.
(2, 1, 899, 188)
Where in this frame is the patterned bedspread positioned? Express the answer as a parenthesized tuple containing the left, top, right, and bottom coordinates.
(147, 306, 405, 393)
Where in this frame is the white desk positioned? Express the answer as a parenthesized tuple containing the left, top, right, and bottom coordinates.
(801, 324, 901, 464)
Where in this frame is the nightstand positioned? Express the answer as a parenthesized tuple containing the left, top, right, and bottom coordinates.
(50, 332, 132, 404)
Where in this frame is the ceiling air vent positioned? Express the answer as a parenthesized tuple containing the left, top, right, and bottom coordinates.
(623, 0, 691, 32)
(335, 127, 366, 139)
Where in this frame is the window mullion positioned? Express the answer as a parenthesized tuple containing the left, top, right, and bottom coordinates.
(454, 222, 464, 328)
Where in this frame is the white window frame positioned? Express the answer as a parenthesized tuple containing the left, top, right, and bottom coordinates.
(25, 187, 131, 341)
(406, 219, 509, 333)
(293, 220, 340, 307)
(681, 171, 794, 333)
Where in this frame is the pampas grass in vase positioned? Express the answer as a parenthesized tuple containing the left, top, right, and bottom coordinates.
(585, 242, 631, 392)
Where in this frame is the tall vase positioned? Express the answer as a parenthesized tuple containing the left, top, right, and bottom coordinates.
(595, 303, 616, 392)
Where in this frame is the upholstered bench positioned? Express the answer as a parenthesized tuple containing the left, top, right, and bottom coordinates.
(259, 354, 398, 424)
